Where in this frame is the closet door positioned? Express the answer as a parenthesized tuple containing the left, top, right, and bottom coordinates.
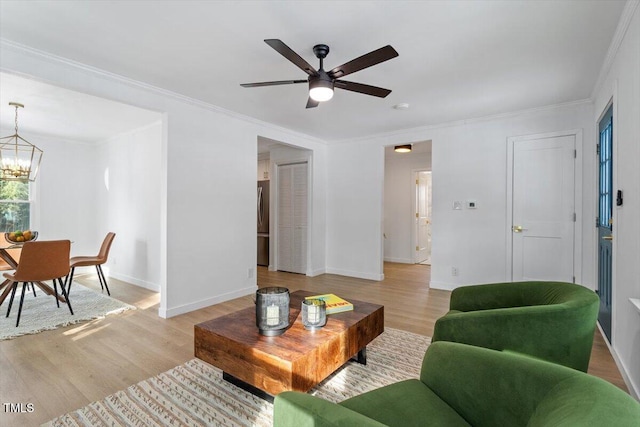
(277, 162, 307, 274)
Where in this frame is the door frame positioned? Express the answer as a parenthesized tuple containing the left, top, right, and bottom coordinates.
(596, 100, 614, 343)
(594, 94, 618, 343)
(505, 129, 583, 283)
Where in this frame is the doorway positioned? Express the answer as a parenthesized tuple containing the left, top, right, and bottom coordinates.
(507, 131, 579, 282)
(383, 141, 432, 266)
(597, 104, 613, 343)
(257, 136, 311, 275)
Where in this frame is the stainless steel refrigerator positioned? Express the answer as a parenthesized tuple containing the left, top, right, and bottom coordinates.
(257, 180, 269, 266)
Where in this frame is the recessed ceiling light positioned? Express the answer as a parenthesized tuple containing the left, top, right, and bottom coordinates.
(394, 144, 412, 153)
(393, 103, 409, 110)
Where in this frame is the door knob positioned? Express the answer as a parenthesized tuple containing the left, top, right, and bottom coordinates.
(512, 225, 527, 233)
(602, 236, 613, 241)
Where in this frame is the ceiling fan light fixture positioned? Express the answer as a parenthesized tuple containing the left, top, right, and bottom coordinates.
(309, 75, 334, 102)
(309, 86, 333, 102)
(394, 144, 412, 153)
(242, 40, 398, 108)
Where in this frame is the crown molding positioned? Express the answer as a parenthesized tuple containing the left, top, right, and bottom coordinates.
(590, 0, 639, 100)
(0, 39, 326, 146)
(330, 98, 593, 145)
(0, 125, 97, 146)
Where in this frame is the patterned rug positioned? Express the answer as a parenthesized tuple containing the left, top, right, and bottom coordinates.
(0, 284, 135, 340)
(44, 328, 431, 427)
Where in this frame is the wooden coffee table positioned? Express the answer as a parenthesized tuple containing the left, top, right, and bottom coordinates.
(194, 290, 384, 401)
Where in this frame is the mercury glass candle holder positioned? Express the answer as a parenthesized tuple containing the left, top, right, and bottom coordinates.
(256, 287, 290, 336)
(302, 298, 327, 331)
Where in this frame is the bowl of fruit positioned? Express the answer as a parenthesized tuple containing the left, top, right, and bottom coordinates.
(5, 230, 38, 243)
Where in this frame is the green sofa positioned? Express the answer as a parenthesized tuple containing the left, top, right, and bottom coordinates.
(273, 341, 640, 426)
(432, 281, 599, 372)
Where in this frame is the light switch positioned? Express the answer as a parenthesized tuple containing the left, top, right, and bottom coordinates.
(467, 200, 477, 209)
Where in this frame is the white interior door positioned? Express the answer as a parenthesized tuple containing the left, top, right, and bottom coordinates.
(277, 162, 308, 274)
(415, 171, 432, 264)
(512, 135, 575, 282)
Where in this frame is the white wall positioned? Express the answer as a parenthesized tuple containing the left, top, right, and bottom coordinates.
(1, 41, 327, 318)
(326, 141, 385, 280)
(326, 101, 594, 287)
(592, 1, 640, 399)
(384, 145, 431, 264)
(430, 104, 594, 290)
(0, 131, 99, 256)
(96, 122, 163, 291)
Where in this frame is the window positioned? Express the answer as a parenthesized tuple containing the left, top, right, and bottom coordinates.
(0, 180, 31, 232)
(598, 106, 613, 229)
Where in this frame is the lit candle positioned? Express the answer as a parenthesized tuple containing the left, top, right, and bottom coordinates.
(307, 304, 319, 323)
(266, 305, 279, 326)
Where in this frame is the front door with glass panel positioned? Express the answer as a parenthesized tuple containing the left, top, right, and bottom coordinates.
(597, 105, 613, 343)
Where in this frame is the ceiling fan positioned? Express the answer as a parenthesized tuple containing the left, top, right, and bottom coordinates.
(241, 39, 399, 108)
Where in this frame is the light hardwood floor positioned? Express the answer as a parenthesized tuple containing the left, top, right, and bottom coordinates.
(0, 263, 628, 426)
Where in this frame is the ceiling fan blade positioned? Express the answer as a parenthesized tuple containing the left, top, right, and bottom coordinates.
(329, 45, 398, 79)
(240, 80, 307, 88)
(306, 97, 319, 109)
(264, 39, 318, 76)
(334, 80, 392, 98)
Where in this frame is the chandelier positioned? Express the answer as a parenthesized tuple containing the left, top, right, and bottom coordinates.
(0, 102, 43, 182)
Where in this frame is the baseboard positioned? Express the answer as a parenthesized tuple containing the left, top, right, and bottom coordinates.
(307, 268, 326, 277)
(325, 268, 384, 281)
(110, 271, 159, 292)
(383, 257, 413, 264)
(159, 286, 256, 319)
(71, 266, 160, 292)
(429, 281, 457, 291)
(596, 322, 640, 400)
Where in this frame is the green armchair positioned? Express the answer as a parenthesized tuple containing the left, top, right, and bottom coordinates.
(273, 341, 640, 426)
(432, 281, 599, 371)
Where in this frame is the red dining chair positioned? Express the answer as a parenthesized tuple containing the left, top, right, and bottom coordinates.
(66, 232, 115, 296)
(5, 240, 73, 327)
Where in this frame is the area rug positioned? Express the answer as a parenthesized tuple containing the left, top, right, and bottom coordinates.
(0, 284, 135, 340)
(45, 328, 430, 427)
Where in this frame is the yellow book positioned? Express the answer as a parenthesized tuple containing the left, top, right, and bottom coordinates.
(305, 293, 353, 314)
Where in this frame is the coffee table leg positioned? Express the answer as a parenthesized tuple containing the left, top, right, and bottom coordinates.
(352, 347, 367, 365)
(222, 372, 274, 403)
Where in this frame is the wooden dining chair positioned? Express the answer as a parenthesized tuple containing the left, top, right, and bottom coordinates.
(66, 232, 116, 296)
(4, 240, 73, 327)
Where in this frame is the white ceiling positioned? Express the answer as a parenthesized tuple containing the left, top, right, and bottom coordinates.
(0, 73, 161, 142)
(0, 1, 626, 142)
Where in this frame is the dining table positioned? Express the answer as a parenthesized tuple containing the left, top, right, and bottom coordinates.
(0, 241, 67, 306)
